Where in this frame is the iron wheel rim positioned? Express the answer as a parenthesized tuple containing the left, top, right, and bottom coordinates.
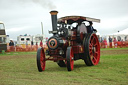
(89, 34, 100, 65)
(37, 48, 46, 71)
(66, 47, 74, 71)
(40, 48, 46, 71)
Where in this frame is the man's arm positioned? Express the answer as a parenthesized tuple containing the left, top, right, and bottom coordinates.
(92, 26, 97, 32)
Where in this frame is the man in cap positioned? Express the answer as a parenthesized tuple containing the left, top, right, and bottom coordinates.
(87, 21, 97, 33)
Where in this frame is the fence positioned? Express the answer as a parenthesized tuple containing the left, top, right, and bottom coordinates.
(100, 41, 128, 48)
(4, 41, 128, 52)
(7, 44, 48, 52)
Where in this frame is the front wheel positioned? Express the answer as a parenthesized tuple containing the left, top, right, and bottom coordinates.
(66, 47, 74, 71)
(37, 48, 46, 72)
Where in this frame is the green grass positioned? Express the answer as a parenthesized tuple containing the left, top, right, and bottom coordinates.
(0, 48, 128, 85)
(0, 51, 36, 56)
(101, 47, 128, 51)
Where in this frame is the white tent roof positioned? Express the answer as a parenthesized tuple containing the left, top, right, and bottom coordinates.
(113, 28, 128, 35)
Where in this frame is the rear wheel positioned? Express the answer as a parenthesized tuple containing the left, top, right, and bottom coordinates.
(66, 47, 74, 71)
(37, 48, 46, 72)
(83, 33, 100, 66)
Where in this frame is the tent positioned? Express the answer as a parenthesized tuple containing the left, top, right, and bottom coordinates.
(106, 28, 128, 41)
(113, 28, 128, 35)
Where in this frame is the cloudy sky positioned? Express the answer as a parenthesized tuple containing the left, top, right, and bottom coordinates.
(0, 0, 128, 39)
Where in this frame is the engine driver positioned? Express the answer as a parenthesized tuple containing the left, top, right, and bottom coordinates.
(87, 21, 97, 33)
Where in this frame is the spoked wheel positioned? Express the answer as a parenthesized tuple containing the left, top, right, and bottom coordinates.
(83, 33, 100, 66)
(66, 47, 74, 71)
(57, 60, 66, 67)
(37, 48, 46, 72)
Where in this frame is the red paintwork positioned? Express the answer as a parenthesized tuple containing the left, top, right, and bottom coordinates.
(89, 34, 100, 65)
(48, 38, 58, 49)
(72, 45, 84, 54)
(61, 38, 69, 48)
(48, 47, 66, 62)
(69, 47, 74, 70)
(71, 29, 77, 40)
(46, 56, 66, 62)
(47, 27, 86, 62)
(40, 48, 46, 71)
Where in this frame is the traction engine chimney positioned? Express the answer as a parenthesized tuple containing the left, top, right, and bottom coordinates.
(50, 11, 58, 35)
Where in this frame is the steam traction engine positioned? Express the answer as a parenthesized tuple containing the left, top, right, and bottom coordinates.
(37, 11, 100, 71)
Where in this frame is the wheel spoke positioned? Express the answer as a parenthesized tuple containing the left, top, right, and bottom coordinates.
(40, 50, 45, 70)
(95, 52, 98, 54)
(40, 56, 42, 61)
(91, 37, 95, 43)
(89, 43, 93, 47)
(89, 51, 93, 56)
(93, 56, 97, 63)
(40, 52, 43, 61)
(89, 44, 93, 50)
(94, 43, 98, 47)
(89, 47, 92, 50)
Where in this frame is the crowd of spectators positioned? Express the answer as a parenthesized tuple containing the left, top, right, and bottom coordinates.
(100, 36, 128, 48)
(7, 40, 47, 52)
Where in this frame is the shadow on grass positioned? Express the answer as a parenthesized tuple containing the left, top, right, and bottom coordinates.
(36, 60, 102, 72)
(43, 63, 88, 72)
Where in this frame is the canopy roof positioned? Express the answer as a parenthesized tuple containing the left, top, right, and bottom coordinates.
(58, 16, 100, 24)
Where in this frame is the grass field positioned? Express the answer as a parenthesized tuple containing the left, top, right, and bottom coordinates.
(0, 48, 128, 85)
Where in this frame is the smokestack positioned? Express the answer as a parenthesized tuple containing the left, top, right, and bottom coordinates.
(50, 10, 58, 34)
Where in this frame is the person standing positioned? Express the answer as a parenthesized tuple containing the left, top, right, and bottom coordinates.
(108, 36, 112, 48)
(9, 40, 14, 51)
(113, 37, 117, 48)
(31, 41, 33, 49)
(40, 40, 43, 47)
(103, 38, 107, 48)
(36, 42, 38, 51)
(87, 21, 97, 33)
(30, 41, 34, 51)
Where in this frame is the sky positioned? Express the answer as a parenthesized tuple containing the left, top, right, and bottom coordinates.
(0, 0, 128, 40)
